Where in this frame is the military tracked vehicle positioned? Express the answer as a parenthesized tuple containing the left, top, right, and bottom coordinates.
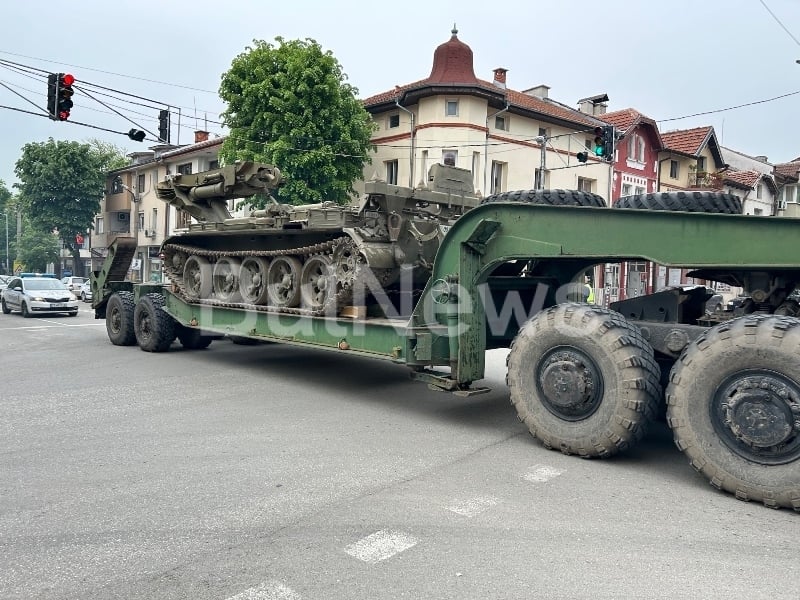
(91, 162, 800, 511)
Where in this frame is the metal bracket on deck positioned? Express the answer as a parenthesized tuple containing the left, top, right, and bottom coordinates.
(410, 369, 491, 397)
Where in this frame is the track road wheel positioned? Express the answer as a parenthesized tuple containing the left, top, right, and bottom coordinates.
(134, 293, 175, 352)
(239, 257, 270, 304)
(213, 256, 242, 302)
(267, 256, 302, 308)
(106, 292, 137, 346)
(183, 255, 212, 300)
(300, 254, 335, 312)
(507, 303, 661, 457)
(177, 326, 213, 350)
(666, 315, 800, 510)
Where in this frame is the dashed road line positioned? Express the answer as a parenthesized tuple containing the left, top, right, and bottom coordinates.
(225, 580, 301, 600)
(344, 529, 419, 564)
(445, 496, 500, 517)
(522, 464, 563, 483)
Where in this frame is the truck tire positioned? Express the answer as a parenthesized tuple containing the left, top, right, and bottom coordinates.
(106, 291, 137, 346)
(613, 191, 742, 214)
(177, 326, 213, 350)
(134, 293, 175, 352)
(507, 303, 661, 457)
(481, 189, 607, 207)
(666, 315, 800, 510)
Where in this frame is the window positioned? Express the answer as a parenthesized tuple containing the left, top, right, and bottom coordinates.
(697, 156, 706, 172)
(445, 100, 459, 116)
(577, 177, 595, 193)
(136, 173, 145, 194)
(177, 210, 191, 229)
(110, 177, 123, 194)
(151, 208, 158, 232)
(534, 168, 549, 190)
(538, 127, 548, 138)
(585, 138, 593, 151)
(177, 163, 192, 175)
(669, 160, 679, 179)
(209, 159, 220, 170)
(138, 211, 145, 230)
(388, 114, 400, 129)
(627, 134, 645, 162)
(621, 184, 633, 196)
(634, 186, 646, 195)
(495, 115, 507, 131)
(384, 160, 398, 185)
(490, 161, 505, 194)
(442, 150, 457, 166)
(756, 183, 763, 199)
(421, 150, 429, 181)
(96, 217, 104, 234)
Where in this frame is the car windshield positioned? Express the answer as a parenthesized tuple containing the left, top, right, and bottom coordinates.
(25, 279, 68, 291)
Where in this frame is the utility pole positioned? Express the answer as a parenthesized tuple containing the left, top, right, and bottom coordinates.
(536, 135, 547, 190)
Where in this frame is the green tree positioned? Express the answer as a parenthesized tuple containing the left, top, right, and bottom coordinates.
(14, 138, 127, 276)
(16, 219, 60, 273)
(219, 37, 375, 205)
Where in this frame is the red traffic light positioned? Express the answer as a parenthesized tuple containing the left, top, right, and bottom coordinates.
(62, 73, 75, 86)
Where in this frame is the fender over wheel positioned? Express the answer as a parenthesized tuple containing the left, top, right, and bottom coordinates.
(134, 293, 175, 352)
(666, 315, 800, 510)
(507, 303, 661, 457)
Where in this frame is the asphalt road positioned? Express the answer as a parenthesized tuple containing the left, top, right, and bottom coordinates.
(0, 305, 797, 599)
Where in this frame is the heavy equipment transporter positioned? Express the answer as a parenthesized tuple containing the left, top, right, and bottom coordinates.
(91, 161, 800, 510)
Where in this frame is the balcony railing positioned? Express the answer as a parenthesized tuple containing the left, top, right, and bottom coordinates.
(687, 170, 723, 189)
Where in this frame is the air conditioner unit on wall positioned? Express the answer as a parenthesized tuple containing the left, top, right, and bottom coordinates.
(118, 212, 130, 222)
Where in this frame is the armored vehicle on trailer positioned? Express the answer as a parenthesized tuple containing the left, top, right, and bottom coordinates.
(91, 161, 800, 511)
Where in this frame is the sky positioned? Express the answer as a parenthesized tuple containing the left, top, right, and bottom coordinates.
(2, 0, 799, 189)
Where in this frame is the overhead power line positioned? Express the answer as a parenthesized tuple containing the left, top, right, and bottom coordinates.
(758, 0, 800, 47)
(657, 89, 800, 122)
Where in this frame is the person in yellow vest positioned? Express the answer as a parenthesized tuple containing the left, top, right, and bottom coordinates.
(583, 275, 595, 303)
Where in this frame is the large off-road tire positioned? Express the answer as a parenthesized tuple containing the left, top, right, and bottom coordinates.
(482, 189, 607, 207)
(1, 298, 10, 314)
(507, 303, 661, 457)
(613, 191, 742, 214)
(134, 293, 175, 352)
(106, 291, 137, 346)
(666, 315, 800, 511)
(177, 326, 213, 350)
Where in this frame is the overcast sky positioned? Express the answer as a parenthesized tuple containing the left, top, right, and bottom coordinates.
(2, 0, 799, 189)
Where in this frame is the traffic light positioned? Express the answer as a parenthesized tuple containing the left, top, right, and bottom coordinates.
(576, 151, 589, 163)
(158, 110, 170, 143)
(47, 73, 75, 121)
(592, 125, 615, 161)
(128, 129, 146, 142)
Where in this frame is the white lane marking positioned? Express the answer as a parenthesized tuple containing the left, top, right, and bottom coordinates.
(225, 580, 301, 600)
(344, 529, 419, 564)
(522, 465, 563, 483)
(0, 322, 105, 330)
(445, 496, 499, 517)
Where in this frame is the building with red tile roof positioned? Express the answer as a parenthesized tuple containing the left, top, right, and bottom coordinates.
(360, 28, 610, 197)
(658, 126, 725, 192)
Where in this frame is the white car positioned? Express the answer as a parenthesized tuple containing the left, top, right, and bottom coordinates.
(61, 276, 86, 293)
(1, 274, 79, 317)
(79, 280, 93, 302)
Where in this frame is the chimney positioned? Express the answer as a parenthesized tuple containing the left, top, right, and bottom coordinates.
(755, 155, 768, 163)
(492, 68, 507, 89)
(194, 130, 209, 143)
(523, 85, 550, 99)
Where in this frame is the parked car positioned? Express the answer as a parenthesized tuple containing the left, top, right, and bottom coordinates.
(60, 276, 86, 293)
(1, 274, 79, 317)
(705, 293, 724, 314)
(0, 274, 10, 294)
(79, 280, 92, 302)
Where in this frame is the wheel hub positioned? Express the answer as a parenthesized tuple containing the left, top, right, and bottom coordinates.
(536, 348, 603, 420)
(714, 373, 800, 464)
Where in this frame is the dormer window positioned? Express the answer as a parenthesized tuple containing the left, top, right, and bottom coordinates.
(446, 100, 459, 116)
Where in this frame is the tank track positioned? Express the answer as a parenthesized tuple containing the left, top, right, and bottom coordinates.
(162, 238, 390, 317)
